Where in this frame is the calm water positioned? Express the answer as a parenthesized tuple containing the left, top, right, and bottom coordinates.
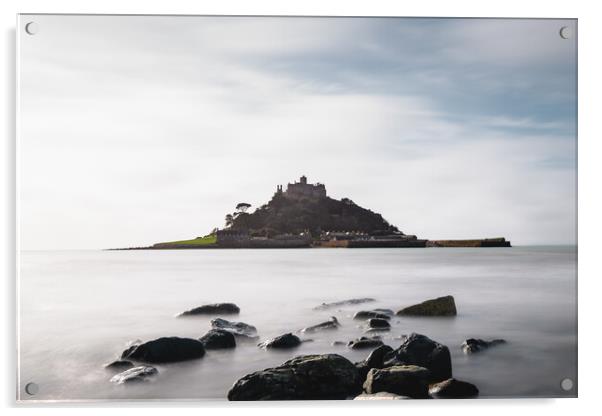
(18, 247, 577, 401)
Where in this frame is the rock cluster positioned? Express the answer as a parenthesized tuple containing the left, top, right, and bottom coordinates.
(107, 296, 494, 400)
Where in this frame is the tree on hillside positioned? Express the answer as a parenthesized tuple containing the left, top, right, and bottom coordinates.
(236, 202, 252, 214)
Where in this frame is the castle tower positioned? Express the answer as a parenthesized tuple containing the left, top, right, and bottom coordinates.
(300, 175, 307, 184)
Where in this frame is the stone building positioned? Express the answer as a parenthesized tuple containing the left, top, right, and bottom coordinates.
(276, 175, 327, 200)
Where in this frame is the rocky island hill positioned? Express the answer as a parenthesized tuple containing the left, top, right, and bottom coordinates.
(144, 176, 511, 249)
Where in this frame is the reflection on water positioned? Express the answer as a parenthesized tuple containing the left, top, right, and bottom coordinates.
(18, 246, 577, 400)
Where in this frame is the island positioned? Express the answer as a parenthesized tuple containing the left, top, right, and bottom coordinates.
(118, 176, 511, 250)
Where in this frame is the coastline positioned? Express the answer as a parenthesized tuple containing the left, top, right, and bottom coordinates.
(110, 237, 511, 250)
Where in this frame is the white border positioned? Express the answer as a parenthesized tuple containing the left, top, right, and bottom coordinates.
(3, 0, 601, 415)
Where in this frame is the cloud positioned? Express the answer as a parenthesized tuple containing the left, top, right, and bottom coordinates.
(18, 16, 577, 249)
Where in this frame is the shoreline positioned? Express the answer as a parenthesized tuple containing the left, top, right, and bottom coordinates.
(109, 237, 511, 251)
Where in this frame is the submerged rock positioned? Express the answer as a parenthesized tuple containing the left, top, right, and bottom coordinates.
(383, 333, 452, 383)
(354, 392, 409, 400)
(353, 310, 391, 320)
(363, 365, 431, 399)
(199, 329, 236, 349)
(313, 298, 375, 311)
(301, 316, 340, 333)
(178, 303, 240, 316)
(228, 354, 362, 400)
(258, 333, 301, 349)
(110, 366, 158, 384)
(211, 318, 257, 338)
(429, 378, 479, 398)
(348, 336, 384, 350)
(121, 337, 205, 363)
(461, 338, 506, 354)
(104, 360, 134, 371)
(396, 295, 457, 316)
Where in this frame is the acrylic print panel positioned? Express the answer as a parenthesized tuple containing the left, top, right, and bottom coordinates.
(17, 14, 577, 401)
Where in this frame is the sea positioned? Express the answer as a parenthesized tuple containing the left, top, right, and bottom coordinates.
(17, 246, 577, 401)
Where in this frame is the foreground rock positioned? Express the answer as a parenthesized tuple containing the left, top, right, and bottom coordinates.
(383, 333, 452, 382)
(179, 303, 240, 316)
(121, 337, 206, 363)
(301, 316, 340, 333)
(313, 298, 375, 310)
(396, 296, 457, 316)
(348, 336, 384, 350)
(258, 333, 301, 349)
(356, 344, 394, 379)
(461, 338, 506, 354)
(354, 392, 409, 400)
(353, 310, 391, 320)
(199, 329, 236, 349)
(363, 365, 431, 399)
(429, 378, 479, 398)
(228, 354, 362, 400)
(110, 366, 158, 384)
(104, 360, 134, 371)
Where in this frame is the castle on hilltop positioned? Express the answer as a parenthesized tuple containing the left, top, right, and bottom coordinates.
(275, 175, 327, 200)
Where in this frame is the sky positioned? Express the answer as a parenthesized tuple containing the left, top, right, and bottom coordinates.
(18, 15, 577, 249)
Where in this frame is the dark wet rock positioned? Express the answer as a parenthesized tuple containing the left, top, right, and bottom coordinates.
(348, 336, 384, 350)
(353, 311, 391, 320)
(211, 318, 257, 338)
(354, 392, 409, 400)
(364, 344, 395, 369)
(368, 318, 391, 329)
(429, 378, 479, 398)
(301, 316, 340, 333)
(178, 303, 240, 316)
(461, 338, 506, 354)
(121, 337, 205, 363)
(363, 365, 431, 399)
(199, 329, 236, 349)
(396, 295, 457, 316)
(313, 298, 375, 310)
(110, 366, 158, 384)
(356, 344, 394, 379)
(228, 354, 362, 400)
(383, 333, 452, 383)
(258, 333, 301, 349)
(104, 360, 134, 371)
